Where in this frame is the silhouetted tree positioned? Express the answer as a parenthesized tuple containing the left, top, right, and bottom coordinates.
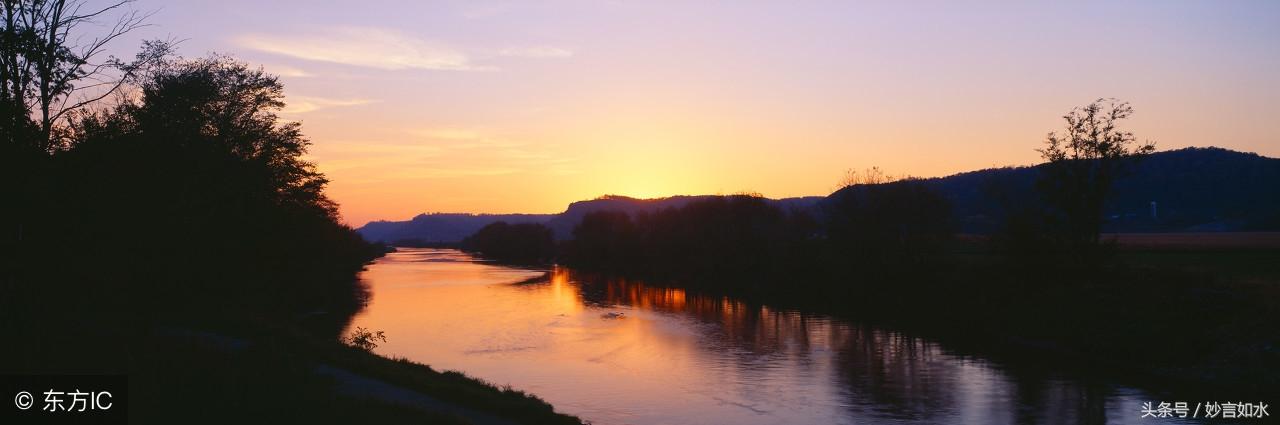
(0, 0, 153, 151)
(561, 195, 814, 284)
(2, 1, 159, 275)
(833, 166, 895, 190)
(1036, 98, 1155, 258)
(460, 221, 554, 263)
(1, 50, 383, 335)
(825, 178, 953, 266)
(641, 195, 801, 280)
(563, 210, 638, 269)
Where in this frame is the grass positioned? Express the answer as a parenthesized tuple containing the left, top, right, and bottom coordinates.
(306, 336, 585, 425)
(130, 333, 478, 425)
(1107, 232, 1280, 285)
(180, 317, 589, 425)
(1117, 250, 1280, 285)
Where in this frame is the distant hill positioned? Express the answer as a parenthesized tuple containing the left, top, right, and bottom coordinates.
(357, 196, 823, 243)
(357, 213, 555, 244)
(357, 147, 1280, 243)
(828, 146, 1280, 233)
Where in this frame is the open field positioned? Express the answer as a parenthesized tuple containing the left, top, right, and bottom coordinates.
(953, 232, 1280, 284)
(1101, 233, 1280, 285)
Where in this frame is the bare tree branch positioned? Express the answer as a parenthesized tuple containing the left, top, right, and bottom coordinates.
(0, 0, 152, 151)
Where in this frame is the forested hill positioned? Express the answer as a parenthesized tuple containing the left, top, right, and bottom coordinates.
(357, 147, 1279, 244)
(877, 146, 1280, 233)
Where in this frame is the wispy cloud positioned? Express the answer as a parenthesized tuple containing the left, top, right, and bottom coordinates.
(237, 27, 482, 71)
(281, 96, 377, 114)
(499, 46, 574, 58)
(312, 143, 444, 157)
(390, 167, 522, 179)
(310, 128, 580, 184)
(264, 64, 314, 78)
(407, 127, 531, 150)
(411, 128, 485, 141)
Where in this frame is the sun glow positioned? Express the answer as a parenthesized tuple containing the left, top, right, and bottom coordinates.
(610, 182, 679, 200)
(130, 1, 1280, 225)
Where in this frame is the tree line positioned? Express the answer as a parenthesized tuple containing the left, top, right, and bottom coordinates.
(463, 182, 953, 290)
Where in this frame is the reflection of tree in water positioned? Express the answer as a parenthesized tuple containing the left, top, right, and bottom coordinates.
(1008, 373, 1110, 425)
(564, 268, 1119, 424)
(568, 270, 962, 419)
(829, 326, 958, 421)
(326, 278, 374, 339)
(834, 326, 1119, 424)
(575, 271, 799, 355)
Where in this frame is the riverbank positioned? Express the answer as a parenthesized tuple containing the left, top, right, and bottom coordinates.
(3, 312, 587, 425)
(2, 247, 582, 424)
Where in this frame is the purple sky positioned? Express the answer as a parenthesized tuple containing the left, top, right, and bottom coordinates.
(99, 0, 1280, 224)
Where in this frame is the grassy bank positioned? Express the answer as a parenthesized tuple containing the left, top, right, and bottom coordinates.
(2, 312, 586, 425)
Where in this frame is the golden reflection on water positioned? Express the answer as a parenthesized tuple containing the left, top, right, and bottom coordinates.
(347, 249, 1168, 425)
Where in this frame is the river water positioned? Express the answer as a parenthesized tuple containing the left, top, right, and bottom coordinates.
(346, 248, 1195, 425)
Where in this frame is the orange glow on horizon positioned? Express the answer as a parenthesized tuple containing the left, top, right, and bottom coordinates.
(122, 1, 1279, 226)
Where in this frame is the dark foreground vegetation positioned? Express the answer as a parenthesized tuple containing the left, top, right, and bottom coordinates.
(0, 2, 582, 423)
(461, 100, 1278, 395)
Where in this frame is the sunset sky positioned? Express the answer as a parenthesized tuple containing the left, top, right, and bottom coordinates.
(113, 0, 1279, 226)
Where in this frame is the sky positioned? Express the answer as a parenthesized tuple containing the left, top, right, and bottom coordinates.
(99, 0, 1279, 225)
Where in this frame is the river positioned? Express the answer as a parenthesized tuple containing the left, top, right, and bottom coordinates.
(345, 248, 1196, 425)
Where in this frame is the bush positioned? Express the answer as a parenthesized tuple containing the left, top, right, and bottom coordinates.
(344, 327, 388, 351)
